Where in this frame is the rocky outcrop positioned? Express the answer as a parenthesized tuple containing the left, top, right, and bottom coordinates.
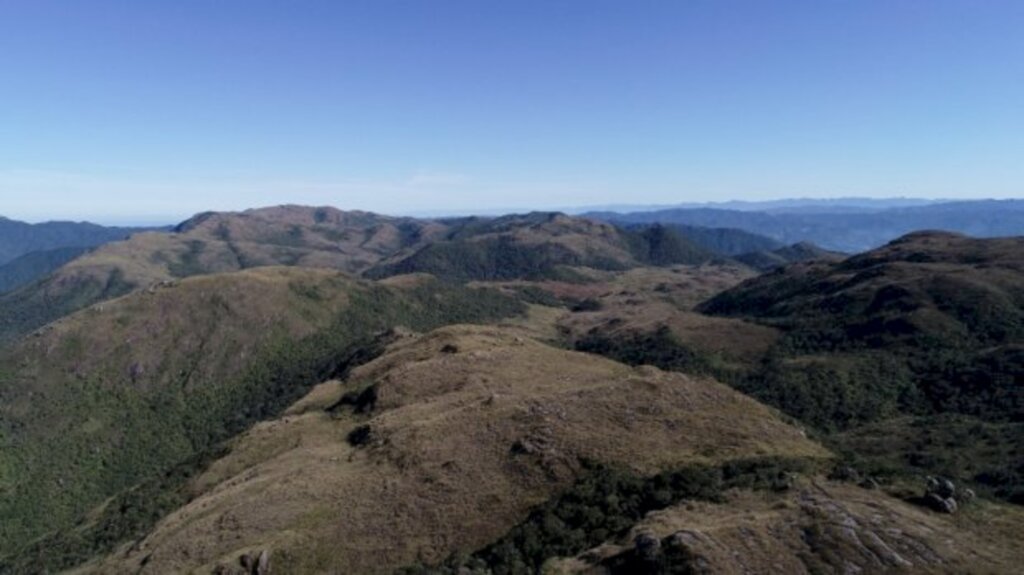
(923, 476, 974, 514)
(213, 549, 270, 575)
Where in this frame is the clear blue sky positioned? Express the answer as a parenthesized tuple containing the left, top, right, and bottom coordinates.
(1, 1, 1022, 223)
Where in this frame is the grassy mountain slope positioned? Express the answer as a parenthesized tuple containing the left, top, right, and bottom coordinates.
(702, 232, 1024, 360)
(0, 217, 145, 265)
(664, 223, 783, 256)
(367, 215, 715, 281)
(0, 206, 447, 344)
(0, 268, 525, 567)
(0, 208, 717, 345)
(734, 241, 844, 271)
(80, 325, 826, 574)
(685, 231, 1024, 502)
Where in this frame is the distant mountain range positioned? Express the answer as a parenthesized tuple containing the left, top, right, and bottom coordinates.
(0, 217, 160, 294)
(586, 199, 1024, 252)
(570, 196, 945, 215)
(0, 246, 92, 293)
(0, 208, 829, 344)
(0, 217, 151, 264)
(2, 204, 1024, 573)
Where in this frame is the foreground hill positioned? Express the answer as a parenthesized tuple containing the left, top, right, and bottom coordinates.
(0, 268, 525, 567)
(551, 478, 1024, 573)
(77, 325, 826, 574)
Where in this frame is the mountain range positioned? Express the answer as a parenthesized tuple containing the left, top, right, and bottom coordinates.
(587, 199, 1024, 252)
(0, 204, 1022, 574)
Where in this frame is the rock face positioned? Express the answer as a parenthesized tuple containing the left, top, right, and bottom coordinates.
(214, 550, 269, 575)
(927, 476, 956, 499)
(255, 550, 270, 575)
(924, 476, 968, 514)
(633, 533, 661, 562)
(925, 493, 959, 514)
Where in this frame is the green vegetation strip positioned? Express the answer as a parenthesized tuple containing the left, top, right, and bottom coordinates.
(399, 456, 817, 575)
(573, 325, 1024, 506)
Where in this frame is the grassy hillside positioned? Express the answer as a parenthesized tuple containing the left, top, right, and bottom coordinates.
(0, 268, 525, 568)
(497, 232, 1024, 510)
(76, 325, 826, 574)
(734, 241, 844, 271)
(700, 232, 1024, 424)
(0, 206, 449, 344)
(0, 208, 719, 345)
(685, 232, 1024, 502)
(664, 223, 782, 255)
(368, 215, 716, 281)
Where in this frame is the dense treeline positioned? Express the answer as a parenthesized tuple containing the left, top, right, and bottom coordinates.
(399, 457, 816, 575)
(0, 246, 90, 294)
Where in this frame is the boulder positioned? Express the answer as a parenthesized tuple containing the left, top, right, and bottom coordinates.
(634, 533, 661, 561)
(926, 476, 956, 499)
(859, 477, 880, 490)
(924, 493, 958, 514)
(255, 550, 270, 575)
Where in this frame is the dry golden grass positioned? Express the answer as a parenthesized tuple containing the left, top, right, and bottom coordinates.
(500, 264, 779, 368)
(7, 267, 354, 398)
(551, 479, 1024, 574)
(86, 324, 827, 574)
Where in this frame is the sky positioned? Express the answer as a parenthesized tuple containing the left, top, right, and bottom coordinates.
(1, 0, 1022, 224)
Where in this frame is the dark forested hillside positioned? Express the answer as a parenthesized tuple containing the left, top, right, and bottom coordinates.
(690, 231, 1024, 502)
(0, 246, 90, 293)
(664, 223, 783, 255)
(0, 216, 146, 265)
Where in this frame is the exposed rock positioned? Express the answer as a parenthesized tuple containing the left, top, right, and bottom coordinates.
(924, 493, 958, 514)
(255, 549, 270, 575)
(831, 465, 860, 482)
(346, 424, 374, 447)
(774, 471, 797, 491)
(960, 488, 976, 504)
(634, 533, 661, 561)
(926, 476, 956, 499)
(859, 477, 880, 490)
